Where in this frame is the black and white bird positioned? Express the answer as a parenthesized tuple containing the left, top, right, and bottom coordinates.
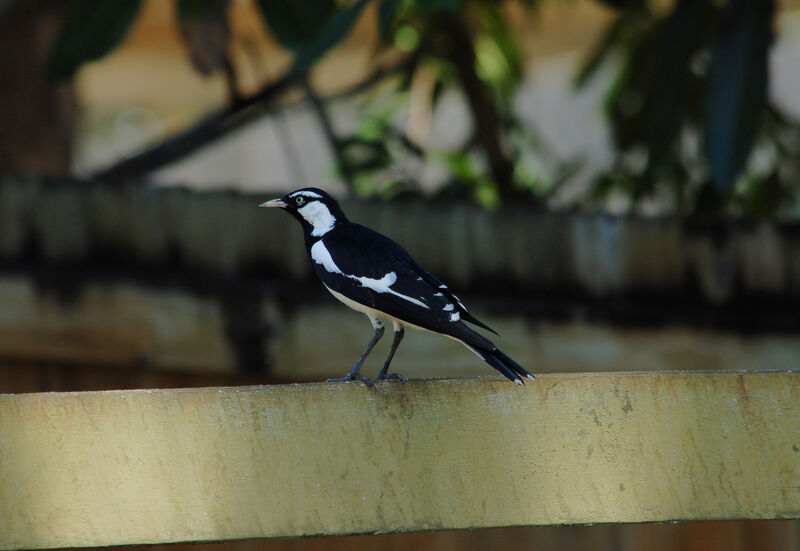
(260, 187, 534, 385)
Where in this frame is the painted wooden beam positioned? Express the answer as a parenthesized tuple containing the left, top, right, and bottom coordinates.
(1, 373, 799, 550)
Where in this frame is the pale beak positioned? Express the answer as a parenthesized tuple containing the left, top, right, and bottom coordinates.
(259, 198, 287, 208)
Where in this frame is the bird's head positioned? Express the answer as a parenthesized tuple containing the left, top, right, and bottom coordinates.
(260, 187, 348, 238)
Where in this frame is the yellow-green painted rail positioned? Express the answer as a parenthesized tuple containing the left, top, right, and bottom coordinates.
(1, 373, 799, 550)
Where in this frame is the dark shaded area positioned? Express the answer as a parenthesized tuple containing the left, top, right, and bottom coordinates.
(34, 519, 800, 551)
(2, 251, 799, 384)
(0, 2, 75, 175)
(221, 290, 273, 374)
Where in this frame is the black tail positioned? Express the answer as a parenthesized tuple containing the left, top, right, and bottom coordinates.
(466, 345, 535, 385)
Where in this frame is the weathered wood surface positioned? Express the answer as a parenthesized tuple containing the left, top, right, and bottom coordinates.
(1, 373, 798, 550)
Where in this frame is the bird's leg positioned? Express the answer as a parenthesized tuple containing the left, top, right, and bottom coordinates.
(377, 324, 406, 381)
(327, 321, 384, 385)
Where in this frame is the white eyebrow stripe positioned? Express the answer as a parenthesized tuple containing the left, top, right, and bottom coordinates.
(290, 190, 323, 199)
(310, 240, 429, 309)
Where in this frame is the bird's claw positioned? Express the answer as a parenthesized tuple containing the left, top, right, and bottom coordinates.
(376, 373, 406, 382)
(326, 374, 375, 386)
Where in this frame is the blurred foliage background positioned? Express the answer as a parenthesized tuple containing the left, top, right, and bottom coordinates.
(1, 0, 799, 216)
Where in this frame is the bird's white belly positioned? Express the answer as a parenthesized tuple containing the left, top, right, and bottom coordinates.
(324, 289, 483, 360)
(325, 287, 434, 334)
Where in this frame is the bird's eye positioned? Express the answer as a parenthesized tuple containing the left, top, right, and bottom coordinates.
(295, 196, 305, 206)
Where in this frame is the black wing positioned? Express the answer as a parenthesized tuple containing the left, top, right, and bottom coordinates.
(412, 265, 498, 335)
(311, 224, 496, 348)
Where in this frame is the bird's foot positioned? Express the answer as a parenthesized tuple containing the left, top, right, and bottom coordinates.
(326, 373, 375, 386)
(376, 372, 406, 382)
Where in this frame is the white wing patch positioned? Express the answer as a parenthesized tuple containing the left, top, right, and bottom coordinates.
(443, 303, 454, 311)
(311, 240, 430, 309)
(449, 312, 461, 322)
(437, 283, 468, 311)
(310, 239, 340, 273)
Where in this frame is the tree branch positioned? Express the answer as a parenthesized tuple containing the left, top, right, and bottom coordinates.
(301, 75, 355, 192)
(438, 12, 517, 198)
(93, 56, 417, 183)
(94, 71, 302, 182)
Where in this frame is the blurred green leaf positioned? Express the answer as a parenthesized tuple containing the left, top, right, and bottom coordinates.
(255, 0, 335, 52)
(642, 0, 713, 168)
(602, 29, 648, 149)
(443, 151, 479, 183)
(413, 0, 460, 12)
(394, 24, 420, 52)
(474, 2, 523, 102)
(177, 0, 209, 18)
(589, 173, 619, 201)
(595, 0, 646, 11)
(340, 138, 392, 171)
(705, 0, 773, 192)
(290, 0, 371, 73)
(47, 0, 143, 79)
(610, 0, 713, 165)
(734, 171, 782, 218)
(474, 180, 500, 209)
(438, 151, 496, 207)
(378, 0, 402, 41)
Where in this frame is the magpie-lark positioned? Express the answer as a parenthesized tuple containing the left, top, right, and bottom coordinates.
(261, 187, 535, 385)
